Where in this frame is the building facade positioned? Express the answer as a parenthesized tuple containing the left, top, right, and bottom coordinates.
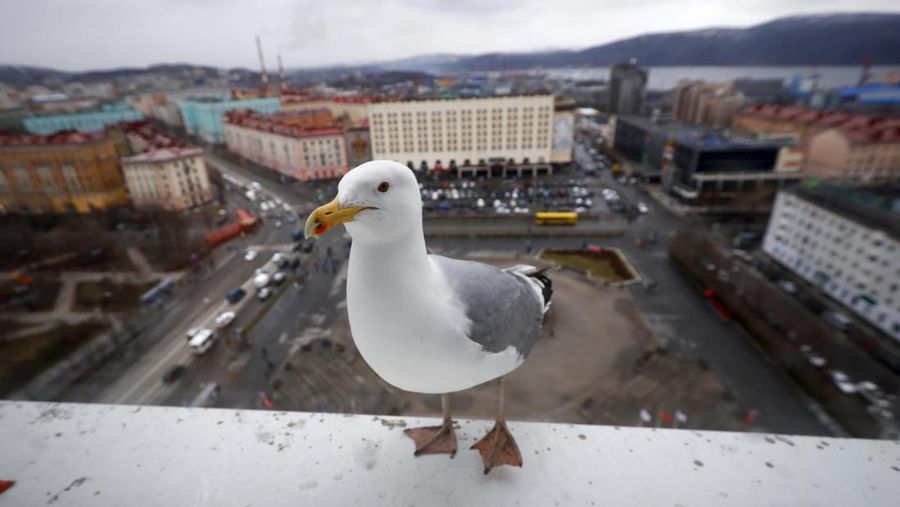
(179, 97, 281, 144)
(608, 60, 647, 116)
(121, 147, 212, 211)
(223, 110, 348, 181)
(23, 102, 144, 135)
(614, 115, 803, 199)
(368, 95, 562, 178)
(806, 123, 900, 180)
(0, 131, 127, 214)
(763, 185, 900, 341)
(673, 80, 745, 127)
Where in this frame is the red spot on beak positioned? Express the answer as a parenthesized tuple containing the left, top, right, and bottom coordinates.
(315, 223, 330, 235)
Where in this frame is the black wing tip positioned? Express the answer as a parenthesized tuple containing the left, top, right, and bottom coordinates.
(526, 271, 553, 307)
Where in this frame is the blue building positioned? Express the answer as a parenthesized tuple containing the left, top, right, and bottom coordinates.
(23, 102, 144, 135)
(179, 96, 281, 144)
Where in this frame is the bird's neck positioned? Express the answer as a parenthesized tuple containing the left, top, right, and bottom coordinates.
(349, 225, 431, 278)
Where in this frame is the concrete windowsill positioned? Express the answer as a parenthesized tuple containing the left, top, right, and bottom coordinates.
(1, 401, 898, 506)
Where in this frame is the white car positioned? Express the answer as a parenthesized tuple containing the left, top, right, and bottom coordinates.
(274, 220, 282, 228)
(253, 272, 271, 288)
(244, 249, 258, 261)
(637, 202, 649, 214)
(829, 370, 857, 394)
(257, 287, 273, 300)
(215, 311, 236, 328)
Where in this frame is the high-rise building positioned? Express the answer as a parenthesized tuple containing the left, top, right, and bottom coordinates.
(0, 131, 127, 214)
(608, 60, 647, 116)
(763, 184, 900, 340)
(368, 94, 570, 178)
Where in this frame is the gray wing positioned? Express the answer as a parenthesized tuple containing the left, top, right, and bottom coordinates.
(431, 255, 543, 358)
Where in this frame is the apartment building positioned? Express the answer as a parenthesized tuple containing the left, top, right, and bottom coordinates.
(0, 131, 127, 214)
(806, 121, 900, 179)
(121, 147, 212, 211)
(368, 94, 569, 178)
(223, 110, 347, 181)
(763, 184, 900, 340)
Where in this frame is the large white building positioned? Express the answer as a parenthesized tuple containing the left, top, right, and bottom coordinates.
(763, 185, 900, 341)
(121, 147, 213, 211)
(368, 95, 573, 178)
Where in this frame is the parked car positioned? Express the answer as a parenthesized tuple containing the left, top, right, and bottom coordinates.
(272, 272, 287, 285)
(829, 370, 857, 394)
(856, 381, 891, 408)
(257, 287, 273, 300)
(214, 311, 235, 328)
(778, 280, 798, 295)
(226, 287, 246, 304)
(186, 327, 201, 341)
(823, 311, 853, 332)
(244, 249, 258, 261)
(637, 202, 649, 214)
(799, 345, 826, 368)
(162, 365, 186, 383)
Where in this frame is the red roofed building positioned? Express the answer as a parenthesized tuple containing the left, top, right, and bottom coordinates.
(223, 110, 348, 181)
(733, 104, 900, 179)
(807, 122, 900, 179)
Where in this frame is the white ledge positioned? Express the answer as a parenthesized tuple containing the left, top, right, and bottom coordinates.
(1, 401, 899, 506)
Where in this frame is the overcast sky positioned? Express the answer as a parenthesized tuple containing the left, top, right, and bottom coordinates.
(1, 0, 897, 71)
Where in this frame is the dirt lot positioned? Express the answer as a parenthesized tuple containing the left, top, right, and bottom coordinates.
(273, 255, 749, 433)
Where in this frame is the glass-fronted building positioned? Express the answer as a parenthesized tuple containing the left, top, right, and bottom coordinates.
(179, 96, 281, 144)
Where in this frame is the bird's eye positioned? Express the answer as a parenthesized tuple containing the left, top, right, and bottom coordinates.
(377, 181, 390, 193)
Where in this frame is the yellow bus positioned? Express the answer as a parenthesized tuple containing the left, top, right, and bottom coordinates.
(534, 211, 578, 226)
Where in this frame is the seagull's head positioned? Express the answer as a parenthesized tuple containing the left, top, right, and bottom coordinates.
(305, 160, 422, 244)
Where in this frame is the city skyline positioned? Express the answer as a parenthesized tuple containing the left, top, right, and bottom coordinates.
(1, 1, 898, 71)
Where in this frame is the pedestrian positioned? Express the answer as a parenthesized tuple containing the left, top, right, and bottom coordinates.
(525, 240, 533, 254)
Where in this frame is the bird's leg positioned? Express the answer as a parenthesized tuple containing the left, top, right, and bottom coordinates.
(471, 377, 523, 474)
(404, 393, 457, 457)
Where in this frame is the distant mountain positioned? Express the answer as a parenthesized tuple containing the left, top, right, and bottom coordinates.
(288, 13, 900, 81)
(0, 63, 261, 89)
(2, 13, 899, 89)
(452, 13, 900, 70)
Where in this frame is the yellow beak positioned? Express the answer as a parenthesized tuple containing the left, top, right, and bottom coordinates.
(304, 196, 370, 239)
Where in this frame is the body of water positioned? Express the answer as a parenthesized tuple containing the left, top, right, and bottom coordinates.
(537, 66, 900, 90)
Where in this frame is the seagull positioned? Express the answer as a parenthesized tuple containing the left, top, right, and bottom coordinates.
(305, 160, 552, 473)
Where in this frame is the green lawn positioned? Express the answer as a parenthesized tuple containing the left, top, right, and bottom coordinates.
(73, 281, 153, 313)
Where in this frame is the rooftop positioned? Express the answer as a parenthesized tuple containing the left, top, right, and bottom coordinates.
(224, 109, 345, 138)
(618, 115, 792, 151)
(791, 181, 900, 241)
(120, 121, 193, 152)
(0, 130, 106, 147)
(121, 146, 204, 164)
(2, 401, 898, 506)
(739, 104, 900, 143)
